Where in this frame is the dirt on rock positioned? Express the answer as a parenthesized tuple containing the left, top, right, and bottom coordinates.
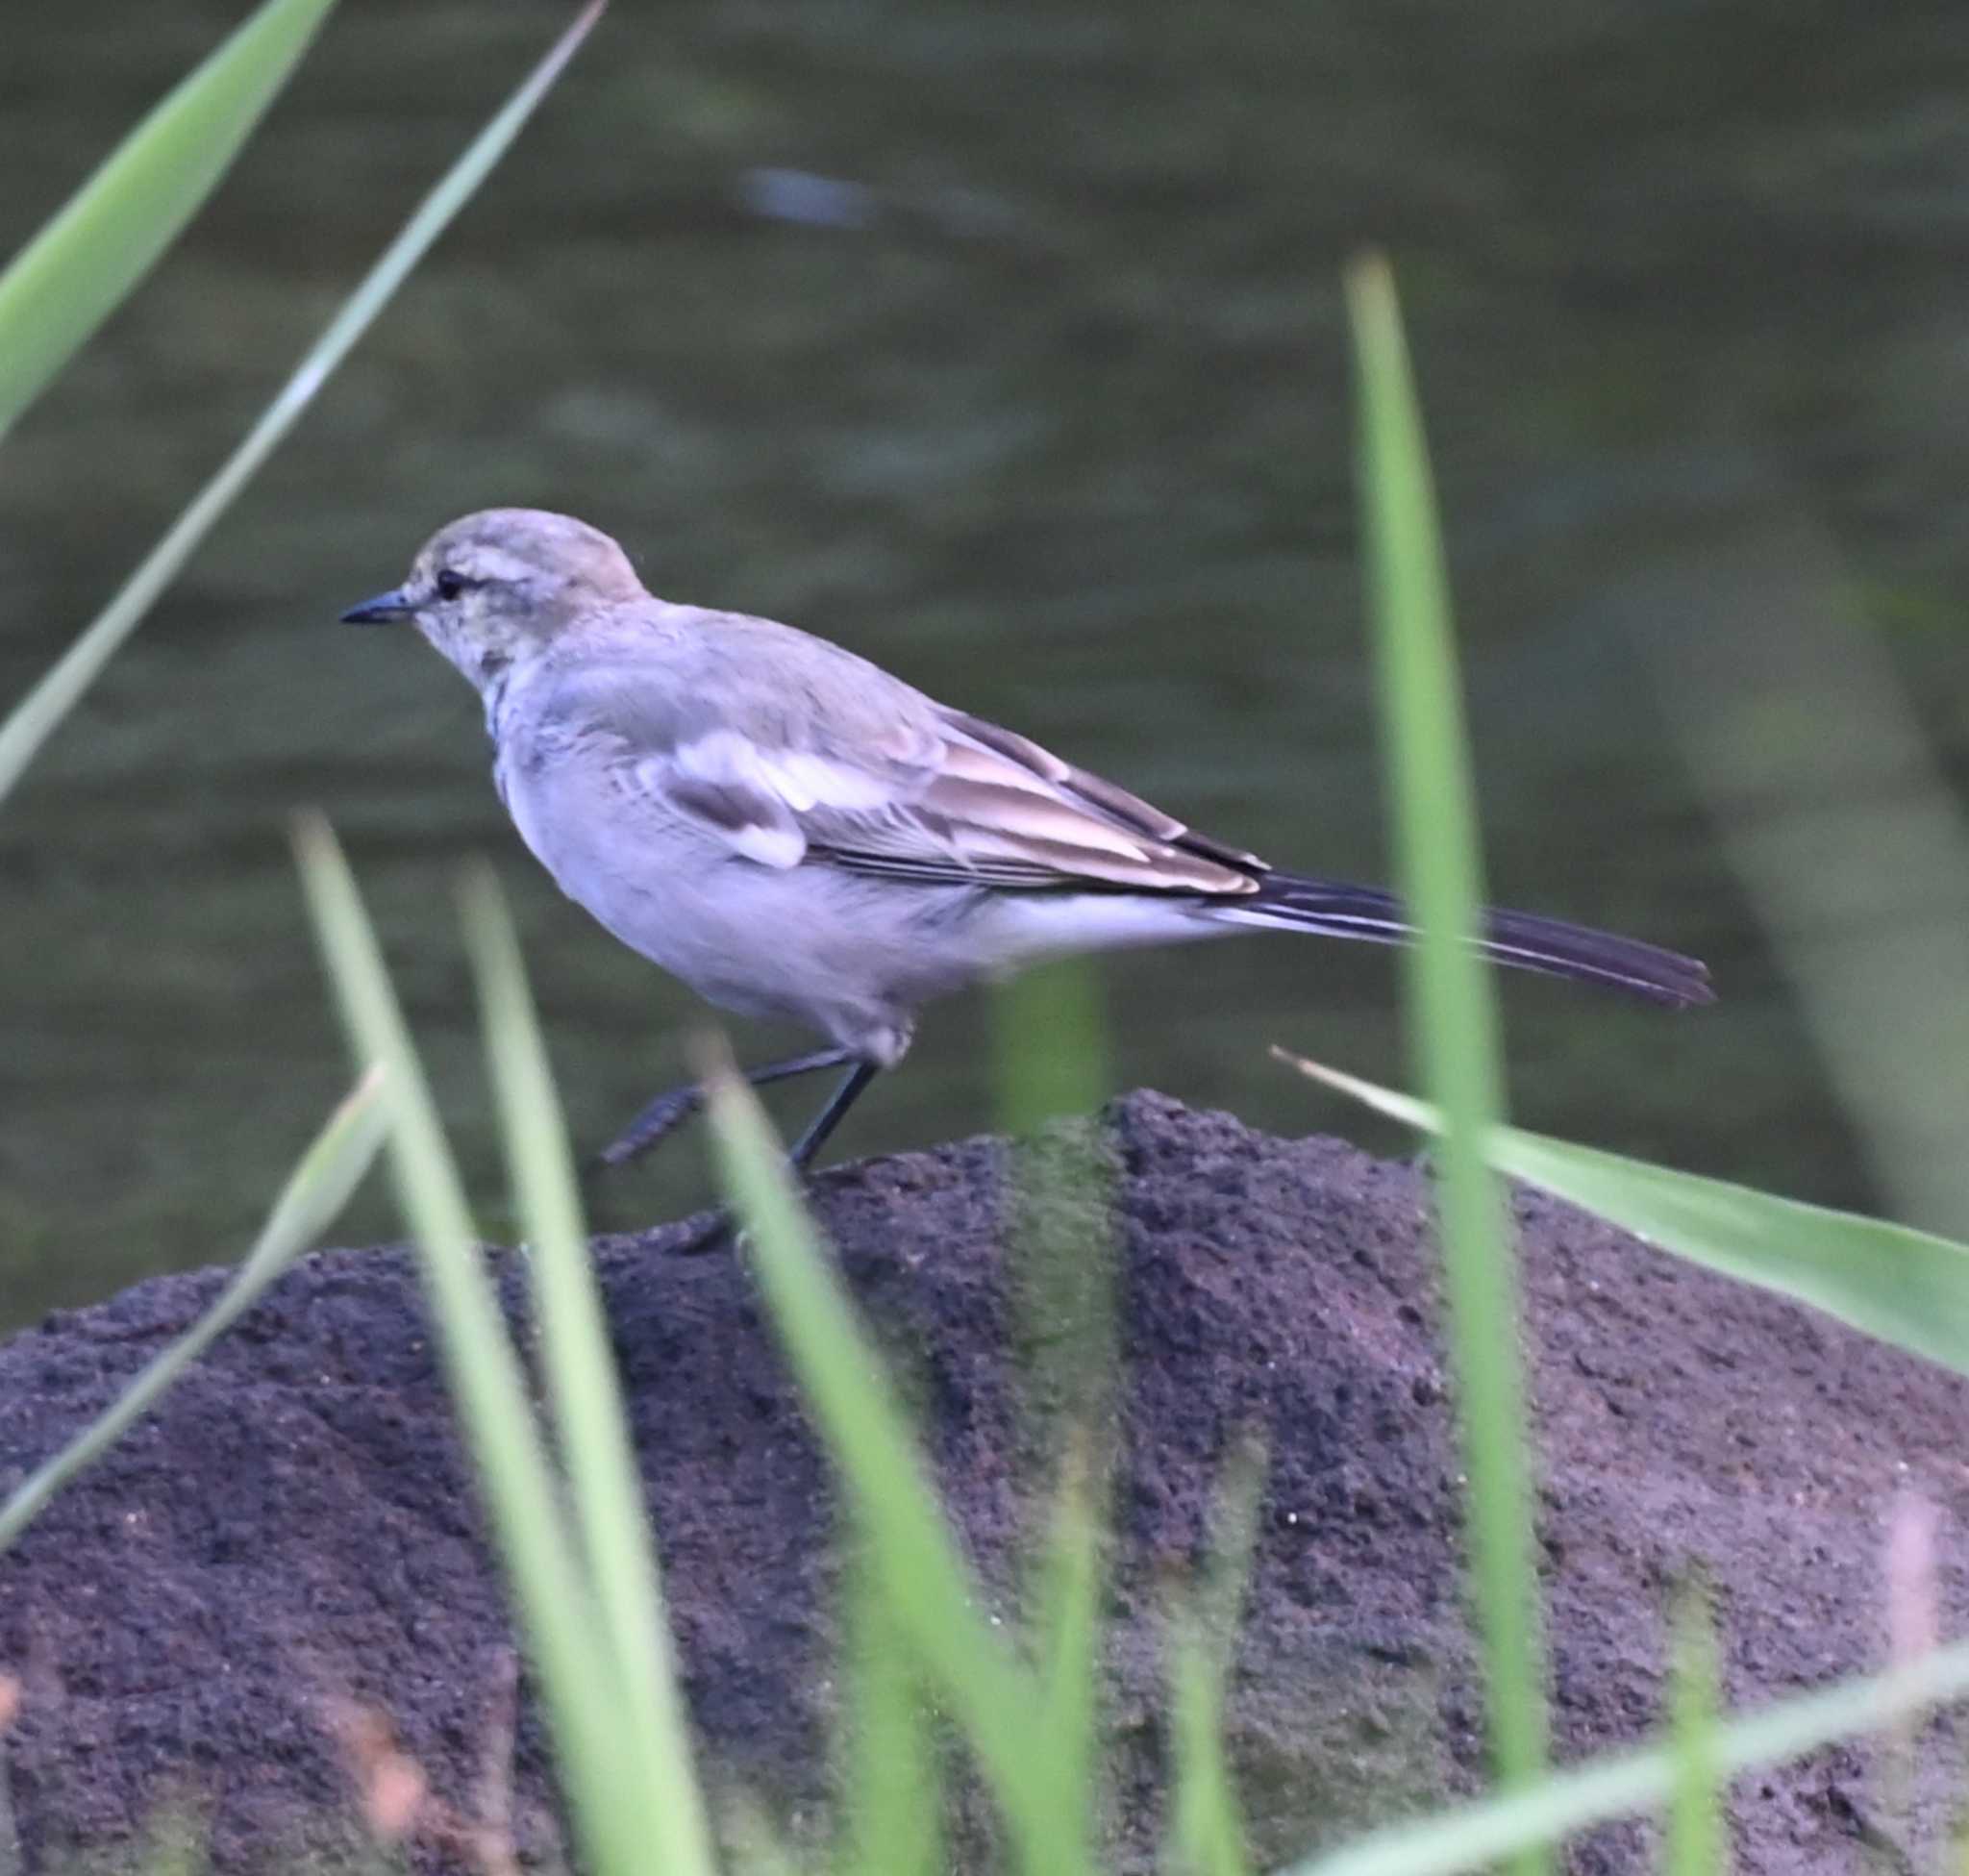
(0, 1091, 1964, 1871)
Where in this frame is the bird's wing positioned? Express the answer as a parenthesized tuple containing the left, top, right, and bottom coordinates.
(886, 706, 1268, 893)
(557, 653, 1266, 895)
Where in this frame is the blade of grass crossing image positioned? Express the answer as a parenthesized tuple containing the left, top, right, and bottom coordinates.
(1343, 251, 1550, 1862)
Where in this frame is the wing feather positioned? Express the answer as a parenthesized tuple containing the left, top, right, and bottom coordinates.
(935, 709, 1264, 874)
(561, 648, 1264, 897)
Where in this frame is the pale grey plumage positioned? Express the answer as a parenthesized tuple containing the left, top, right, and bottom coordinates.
(342, 508, 1709, 1153)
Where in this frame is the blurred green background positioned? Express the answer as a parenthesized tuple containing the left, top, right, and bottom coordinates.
(4, 0, 1965, 1326)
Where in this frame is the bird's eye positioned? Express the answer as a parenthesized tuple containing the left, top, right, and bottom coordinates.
(434, 568, 467, 601)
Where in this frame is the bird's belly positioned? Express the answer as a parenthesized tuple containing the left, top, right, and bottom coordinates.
(499, 759, 988, 1052)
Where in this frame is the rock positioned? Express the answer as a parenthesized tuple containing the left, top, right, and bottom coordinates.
(0, 1092, 1962, 1871)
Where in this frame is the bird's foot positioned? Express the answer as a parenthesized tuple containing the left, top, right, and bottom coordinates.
(594, 1086, 705, 1172)
(665, 1207, 741, 1257)
(659, 1163, 838, 1255)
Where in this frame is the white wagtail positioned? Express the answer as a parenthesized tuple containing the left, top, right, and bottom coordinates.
(343, 508, 1711, 1175)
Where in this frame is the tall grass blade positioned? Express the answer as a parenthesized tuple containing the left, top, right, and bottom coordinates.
(993, 959, 1117, 1750)
(724, 1794, 805, 1876)
(0, 1, 608, 813)
(1342, 251, 1549, 1849)
(1276, 1053, 1969, 1379)
(459, 863, 717, 1876)
(993, 962, 1117, 1455)
(1032, 1438, 1102, 1845)
(1284, 1636, 1969, 1876)
(1166, 1614, 1250, 1876)
(699, 1044, 1090, 1876)
(293, 812, 649, 1876)
(1664, 1583, 1725, 1874)
(839, 1545, 945, 1876)
(1165, 1443, 1263, 1876)
(992, 959, 1108, 1138)
(0, 0, 336, 443)
(0, 1068, 386, 1554)
(1632, 518, 1969, 1236)
(991, 962, 1109, 1866)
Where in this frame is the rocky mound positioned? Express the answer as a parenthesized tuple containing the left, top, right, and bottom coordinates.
(0, 1092, 1963, 1872)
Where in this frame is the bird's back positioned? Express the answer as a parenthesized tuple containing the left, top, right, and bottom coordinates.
(540, 598, 950, 771)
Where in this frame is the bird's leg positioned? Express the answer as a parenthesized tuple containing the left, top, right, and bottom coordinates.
(593, 1045, 855, 1172)
(786, 1060, 881, 1171)
(666, 1059, 882, 1257)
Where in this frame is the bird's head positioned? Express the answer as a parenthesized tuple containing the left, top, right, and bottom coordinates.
(341, 508, 645, 688)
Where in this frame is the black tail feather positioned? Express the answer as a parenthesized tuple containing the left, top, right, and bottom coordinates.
(1235, 872, 1713, 1009)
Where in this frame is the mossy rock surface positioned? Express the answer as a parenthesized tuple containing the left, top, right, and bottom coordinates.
(0, 1092, 1962, 1871)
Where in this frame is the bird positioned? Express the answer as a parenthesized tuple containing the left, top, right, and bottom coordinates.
(342, 507, 1711, 1183)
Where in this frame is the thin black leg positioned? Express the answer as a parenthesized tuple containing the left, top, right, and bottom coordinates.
(787, 1060, 881, 1170)
(593, 1045, 854, 1172)
(666, 1060, 881, 1257)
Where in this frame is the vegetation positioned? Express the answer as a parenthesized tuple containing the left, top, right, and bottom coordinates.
(4, 5, 1968, 1871)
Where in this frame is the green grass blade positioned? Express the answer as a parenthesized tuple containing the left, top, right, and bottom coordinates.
(699, 1045, 1089, 1876)
(1164, 1444, 1262, 1876)
(1284, 1635, 1969, 1876)
(458, 863, 718, 1876)
(839, 1545, 945, 1876)
(1663, 1584, 1725, 1875)
(1166, 1614, 1250, 1876)
(993, 962, 1117, 1451)
(991, 958, 1109, 1138)
(1637, 527, 1969, 1238)
(1277, 1053, 1969, 1378)
(1343, 251, 1549, 1844)
(724, 1793, 805, 1876)
(292, 812, 647, 1876)
(0, 1067, 386, 1554)
(990, 963, 1109, 1868)
(1032, 1439, 1102, 1843)
(0, 0, 336, 443)
(0, 1, 607, 814)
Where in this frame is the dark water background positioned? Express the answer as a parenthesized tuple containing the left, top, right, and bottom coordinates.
(5, 0, 1968, 1328)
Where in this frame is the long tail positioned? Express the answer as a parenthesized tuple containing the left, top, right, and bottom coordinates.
(1216, 871, 1712, 1009)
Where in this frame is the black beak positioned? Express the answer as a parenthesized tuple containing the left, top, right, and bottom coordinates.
(339, 588, 414, 625)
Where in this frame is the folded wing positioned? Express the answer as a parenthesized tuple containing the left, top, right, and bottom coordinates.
(622, 694, 1266, 896)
